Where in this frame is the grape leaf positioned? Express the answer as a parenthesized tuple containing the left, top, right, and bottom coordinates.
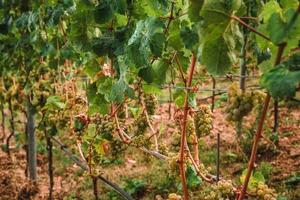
(186, 165, 202, 189)
(43, 95, 65, 110)
(259, 0, 281, 22)
(267, 8, 300, 45)
(202, 36, 233, 75)
(87, 83, 109, 114)
(110, 78, 127, 102)
(152, 59, 169, 85)
(199, 0, 242, 75)
(188, 0, 204, 22)
(94, 1, 114, 24)
(180, 24, 199, 53)
(260, 54, 300, 99)
(126, 17, 166, 69)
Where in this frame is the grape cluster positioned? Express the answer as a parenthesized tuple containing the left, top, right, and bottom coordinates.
(224, 83, 255, 122)
(249, 182, 277, 200)
(128, 114, 148, 136)
(194, 105, 213, 137)
(167, 154, 180, 175)
(170, 132, 181, 152)
(109, 138, 126, 157)
(144, 93, 158, 115)
(168, 193, 182, 200)
(187, 117, 196, 136)
(196, 180, 235, 200)
(92, 114, 116, 136)
(131, 135, 149, 148)
(47, 109, 70, 128)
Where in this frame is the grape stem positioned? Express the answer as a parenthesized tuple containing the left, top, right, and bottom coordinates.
(175, 54, 187, 86)
(179, 54, 197, 200)
(231, 15, 271, 42)
(141, 98, 159, 151)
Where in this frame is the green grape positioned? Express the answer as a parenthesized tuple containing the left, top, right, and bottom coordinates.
(131, 135, 148, 147)
(167, 154, 179, 175)
(144, 93, 158, 115)
(168, 193, 182, 200)
(92, 114, 116, 136)
(170, 132, 181, 152)
(128, 114, 148, 136)
(194, 105, 213, 137)
(249, 182, 277, 200)
(109, 138, 126, 157)
(224, 83, 257, 122)
(187, 117, 196, 136)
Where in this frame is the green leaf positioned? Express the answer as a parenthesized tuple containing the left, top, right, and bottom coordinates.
(267, 7, 300, 45)
(84, 59, 101, 78)
(186, 165, 202, 189)
(87, 83, 109, 115)
(200, 0, 241, 28)
(260, 54, 300, 99)
(96, 77, 114, 101)
(202, 36, 233, 75)
(152, 59, 169, 84)
(180, 24, 199, 53)
(110, 78, 127, 102)
(94, 1, 114, 24)
(240, 169, 265, 189)
(259, 0, 281, 22)
(74, 117, 85, 132)
(167, 19, 184, 50)
(142, 84, 161, 95)
(188, 0, 204, 22)
(126, 17, 166, 68)
(138, 66, 154, 83)
(43, 96, 65, 110)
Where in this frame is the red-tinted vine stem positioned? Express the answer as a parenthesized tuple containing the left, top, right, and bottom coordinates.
(231, 15, 271, 42)
(237, 43, 286, 200)
(179, 54, 197, 200)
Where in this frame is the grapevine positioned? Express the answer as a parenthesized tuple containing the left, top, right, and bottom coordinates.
(0, 1, 299, 200)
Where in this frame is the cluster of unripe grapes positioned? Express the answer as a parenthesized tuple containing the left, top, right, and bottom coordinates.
(130, 135, 149, 148)
(224, 83, 265, 122)
(128, 114, 148, 136)
(92, 114, 116, 136)
(198, 180, 235, 200)
(249, 182, 277, 200)
(167, 154, 180, 175)
(144, 93, 158, 115)
(170, 132, 181, 152)
(194, 105, 213, 137)
(108, 138, 126, 158)
(47, 109, 71, 128)
(167, 193, 182, 200)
